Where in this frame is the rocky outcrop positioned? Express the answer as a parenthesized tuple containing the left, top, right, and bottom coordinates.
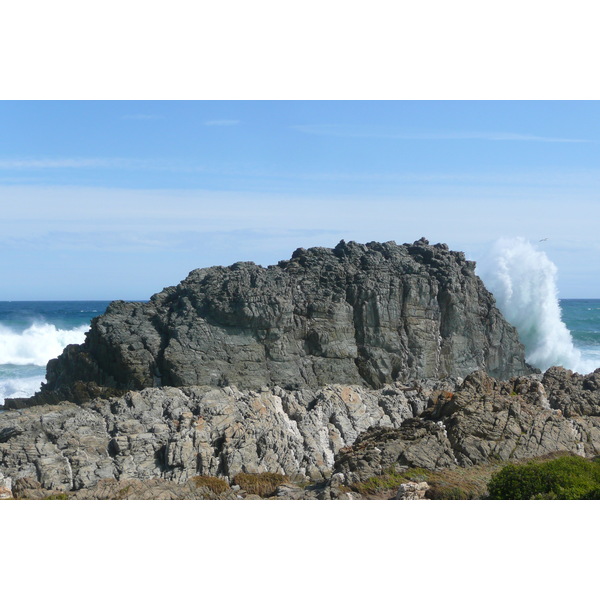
(41, 239, 530, 402)
(0, 381, 437, 492)
(333, 421, 458, 485)
(2, 368, 600, 498)
(543, 366, 600, 417)
(395, 482, 430, 500)
(331, 369, 600, 486)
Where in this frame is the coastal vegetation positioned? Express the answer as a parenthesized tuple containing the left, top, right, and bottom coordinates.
(487, 455, 600, 500)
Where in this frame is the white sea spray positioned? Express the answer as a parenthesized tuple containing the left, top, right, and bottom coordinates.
(0, 322, 89, 366)
(477, 237, 598, 374)
(0, 375, 46, 400)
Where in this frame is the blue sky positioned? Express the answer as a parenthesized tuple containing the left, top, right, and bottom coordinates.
(1, 100, 599, 300)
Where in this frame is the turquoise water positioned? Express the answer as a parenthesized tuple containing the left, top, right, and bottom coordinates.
(560, 299, 600, 367)
(0, 299, 599, 402)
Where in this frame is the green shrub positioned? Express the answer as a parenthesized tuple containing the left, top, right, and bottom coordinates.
(488, 455, 600, 500)
(232, 472, 288, 497)
(580, 487, 600, 499)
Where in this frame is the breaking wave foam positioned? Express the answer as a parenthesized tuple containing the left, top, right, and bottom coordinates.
(477, 238, 598, 374)
(0, 375, 46, 400)
(0, 322, 89, 367)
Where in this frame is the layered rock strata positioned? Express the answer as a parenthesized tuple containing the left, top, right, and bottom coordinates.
(42, 238, 530, 400)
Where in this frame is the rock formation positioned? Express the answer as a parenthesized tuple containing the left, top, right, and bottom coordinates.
(0, 381, 437, 492)
(332, 369, 600, 487)
(7, 238, 587, 500)
(42, 238, 530, 401)
(2, 367, 600, 499)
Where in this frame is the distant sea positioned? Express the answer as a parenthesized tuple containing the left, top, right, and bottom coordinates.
(1, 299, 600, 404)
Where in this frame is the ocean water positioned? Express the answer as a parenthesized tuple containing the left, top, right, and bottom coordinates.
(559, 299, 600, 369)
(0, 301, 110, 403)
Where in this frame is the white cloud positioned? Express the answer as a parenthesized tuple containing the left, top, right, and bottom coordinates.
(1, 184, 598, 245)
(0, 157, 170, 170)
(0, 158, 126, 169)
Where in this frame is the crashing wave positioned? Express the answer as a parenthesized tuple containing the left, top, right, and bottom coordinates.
(0, 322, 89, 366)
(477, 237, 597, 374)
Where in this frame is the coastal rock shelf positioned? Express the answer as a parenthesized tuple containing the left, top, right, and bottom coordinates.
(43, 238, 530, 399)
(1, 368, 600, 498)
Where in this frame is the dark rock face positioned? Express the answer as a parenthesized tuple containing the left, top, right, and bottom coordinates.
(43, 239, 530, 397)
(334, 421, 458, 483)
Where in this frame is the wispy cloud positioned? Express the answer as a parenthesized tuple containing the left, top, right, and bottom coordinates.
(0, 157, 178, 170)
(291, 124, 591, 143)
(2, 184, 600, 298)
(121, 114, 163, 120)
(204, 119, 240, 126)
(0, 158, 128, 169)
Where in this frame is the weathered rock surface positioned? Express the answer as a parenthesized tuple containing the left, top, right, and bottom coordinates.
(0, 382, 434, 492)
(0, 471, 12, 499)
(543, 366, 600, 417)
(41, 239, 530, 402)
(332, 369, 600, 485)
(334, 421, 458, 485)
(2, 368, 600, 498)
(395, 481, 430, 500)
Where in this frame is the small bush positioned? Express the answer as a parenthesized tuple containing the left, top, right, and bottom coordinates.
(116, 484, 132, 499)
(190, 476, 230, 495)
(232, 472, 288, 497)
(580, 487, 600, 499)
(488, 455, 600, 500)
(44, 493, 70, 500)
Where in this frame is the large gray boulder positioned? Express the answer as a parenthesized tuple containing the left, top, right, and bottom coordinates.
(42, 238, 530, 398)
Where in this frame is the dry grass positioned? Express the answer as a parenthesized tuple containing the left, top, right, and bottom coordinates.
(232, 472, 289, 497)
(423, 464, 506, 499)
(350, 469, 418, 498)
(190, 476, 230, 495)
(350, 464, 503, 499)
